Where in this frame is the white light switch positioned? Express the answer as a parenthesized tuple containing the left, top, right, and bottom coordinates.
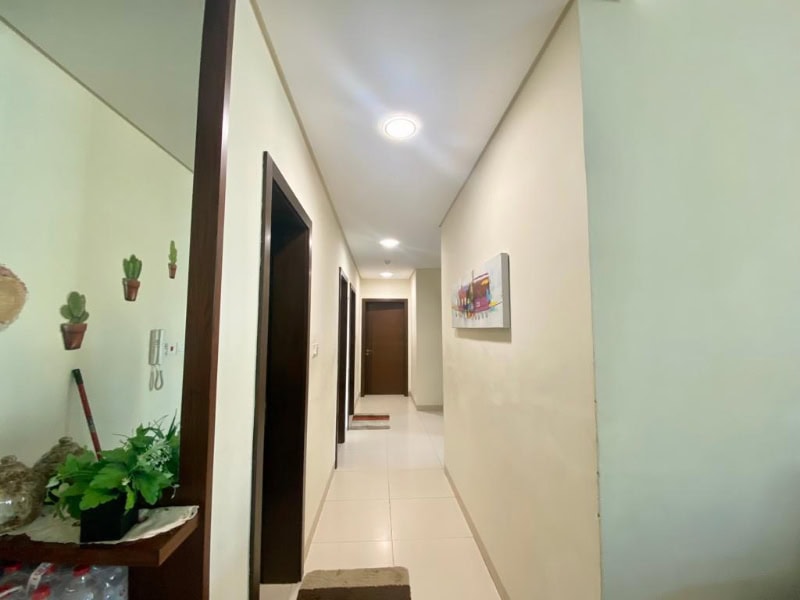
(312, 343, 319, 358)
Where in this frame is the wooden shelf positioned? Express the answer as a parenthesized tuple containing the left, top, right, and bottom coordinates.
(0, 515, 197, 568)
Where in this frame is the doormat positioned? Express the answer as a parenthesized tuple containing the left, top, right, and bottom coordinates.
(298, 567, 410, 599)
(350, 414, 390, 430)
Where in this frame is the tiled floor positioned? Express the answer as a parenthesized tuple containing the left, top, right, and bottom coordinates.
(261, 395, 500, 600)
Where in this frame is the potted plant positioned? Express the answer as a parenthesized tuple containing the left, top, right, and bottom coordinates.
(122, 254, 143, 301)
(168, 241, 178, 279)
(60, 292, 89, 350)
(47, 418, 180, 543)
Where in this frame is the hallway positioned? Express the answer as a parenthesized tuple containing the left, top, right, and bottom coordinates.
(262, 396, 499, 600)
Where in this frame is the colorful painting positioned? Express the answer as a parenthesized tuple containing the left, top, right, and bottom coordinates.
(451, 253, 510, 329)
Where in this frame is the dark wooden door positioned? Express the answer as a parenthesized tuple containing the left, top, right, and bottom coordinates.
(362, 300, 408, 395)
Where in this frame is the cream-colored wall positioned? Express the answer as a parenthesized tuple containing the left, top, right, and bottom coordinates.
(410, 269, 442, 408)
(357, 277, 411, 397)
(580, 1, 800, 598)
(209, 2, 359, 597)
(360, 277, 410, 300)
(440, 5, 600, 599)
(0, 23, 191, 463)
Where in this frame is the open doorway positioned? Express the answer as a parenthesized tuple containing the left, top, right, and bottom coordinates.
(361, 299, 408, 396)
(250, 154, 312, 595)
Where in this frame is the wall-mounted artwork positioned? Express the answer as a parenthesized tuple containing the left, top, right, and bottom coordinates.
(0, 265, 28, 331)
(168, 240, 178, 279)
(451, 253, 510, 329)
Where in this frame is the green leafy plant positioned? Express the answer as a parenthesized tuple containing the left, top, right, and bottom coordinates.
(48, 417, 180, 519)
(168, 241, 177, 267)
(60, 291, 89, 324)
(122, 254, 143, 280)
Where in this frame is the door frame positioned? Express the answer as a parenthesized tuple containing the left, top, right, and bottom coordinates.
(348, 285, 356, 416)
(249, 153, 312, 597)
(336, 269, 349, 444)
(360, 298, 409, 397)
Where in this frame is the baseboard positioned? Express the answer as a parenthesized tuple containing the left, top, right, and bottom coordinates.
(304, 466, 335, 560)
(444, 468, 511, 600)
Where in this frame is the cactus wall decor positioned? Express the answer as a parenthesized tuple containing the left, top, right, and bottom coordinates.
(122, 254, 143, 301)
(168, 240, 177, 279)
(60, 291, 89, 350)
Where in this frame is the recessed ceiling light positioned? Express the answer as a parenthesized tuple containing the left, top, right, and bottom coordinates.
(380, 238, 400, 249)
(380, 272, 394, 278)
(382, 115, 418, 140)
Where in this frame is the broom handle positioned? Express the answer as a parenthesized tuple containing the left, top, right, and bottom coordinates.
(71, 369, 102, 457)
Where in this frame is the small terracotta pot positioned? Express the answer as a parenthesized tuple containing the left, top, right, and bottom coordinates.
(168, 263, 177, 279)
(61, 323, 87, 350)
(123, 278, 140, 302)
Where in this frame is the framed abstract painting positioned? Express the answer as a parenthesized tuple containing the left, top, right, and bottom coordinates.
(451, 253, 510, 329)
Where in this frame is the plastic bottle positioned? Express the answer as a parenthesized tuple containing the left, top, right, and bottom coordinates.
(30, 584, 52, 600)
(62, 566, 98, 600)
(91, 566, 128, 600)
(26, 564, 65, 597)
(0, 563, 28, 589)
(0, 584, 25, 600)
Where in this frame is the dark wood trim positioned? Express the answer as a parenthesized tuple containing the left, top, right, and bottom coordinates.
(348, 285, 356, 415)
(130, 0, 234, 598)
(0, 518, 198, 568)
(336, 269, 349, 444)
(360, 298, 409, 397)
(250, 153, 313, 598)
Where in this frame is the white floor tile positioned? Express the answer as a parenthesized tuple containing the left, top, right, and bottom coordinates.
(327, 470, 389, 500)
(387, 440, 442, 469)
(307, 396, 496, 600)
(430, 437, 446, 464)
(417, 410, 444, 435)
(314, 499, 391, 543)
(393, 538, 500, 600)
(389, 469, 453, 499)
(390, 497, 471, 540)
(304, 541, 394, 573)
(336, 433, 387, 470)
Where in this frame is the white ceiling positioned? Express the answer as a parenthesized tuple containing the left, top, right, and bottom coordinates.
(258, 0, 567, 278)
(0, 1, 203, 169)
(2, 0, 566, 277)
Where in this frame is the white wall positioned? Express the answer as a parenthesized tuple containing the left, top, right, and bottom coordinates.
(209, 2, 359, 597)
(580, 2, 800, 598)
(440, 5, 601, 599)
(410, 269, 443, 408)
(0, 23, 191, 463)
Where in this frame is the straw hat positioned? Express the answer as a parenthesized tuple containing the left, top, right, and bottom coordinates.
(0, 265, 27, 331)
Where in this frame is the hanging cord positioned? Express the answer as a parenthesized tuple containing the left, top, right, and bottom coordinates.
(149, 365, 164, 391)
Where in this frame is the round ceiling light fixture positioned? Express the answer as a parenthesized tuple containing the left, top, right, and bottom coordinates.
(380, 238, 400, 249)
(382, 115, 419, 140)
(380, 272, 394, 279)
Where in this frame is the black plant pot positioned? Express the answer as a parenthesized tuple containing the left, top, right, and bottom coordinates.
(80, 496, 137, 543)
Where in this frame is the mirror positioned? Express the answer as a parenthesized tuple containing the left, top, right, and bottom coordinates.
(0, 2, 203, 468)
